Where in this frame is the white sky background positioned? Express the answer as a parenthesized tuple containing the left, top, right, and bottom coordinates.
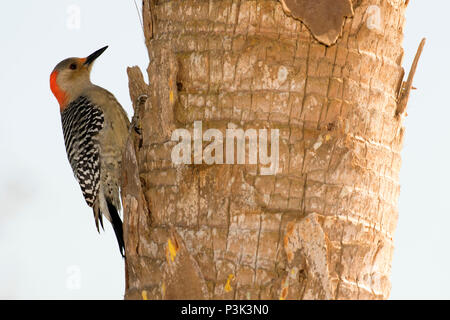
(0, 0, 148, 299)
(0, 0, 445, 299)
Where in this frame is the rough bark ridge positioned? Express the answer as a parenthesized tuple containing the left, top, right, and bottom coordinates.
(123, 0, 409, 299)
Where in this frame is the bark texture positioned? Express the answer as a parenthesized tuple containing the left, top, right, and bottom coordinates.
(123, 0, 410, 300)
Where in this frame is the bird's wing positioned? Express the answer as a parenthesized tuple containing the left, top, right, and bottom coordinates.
(61, 96, 104, 207)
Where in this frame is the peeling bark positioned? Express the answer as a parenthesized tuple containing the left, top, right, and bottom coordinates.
(279, 0, 354, 46)
(162, 229, 210, 299)
(123, 0, 412, 300)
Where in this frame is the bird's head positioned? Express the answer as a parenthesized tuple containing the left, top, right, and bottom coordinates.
(50, 46, 108, 110)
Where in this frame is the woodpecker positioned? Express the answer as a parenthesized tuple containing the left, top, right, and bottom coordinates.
(50, 46, 130, 257)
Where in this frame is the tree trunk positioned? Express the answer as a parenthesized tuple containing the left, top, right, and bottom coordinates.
(122, 0, 413, 300)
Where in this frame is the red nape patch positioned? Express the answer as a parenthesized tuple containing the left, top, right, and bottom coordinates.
(50, 71, 67, 109)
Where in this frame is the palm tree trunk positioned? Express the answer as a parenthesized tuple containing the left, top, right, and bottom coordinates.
(122, 0, 413, 300)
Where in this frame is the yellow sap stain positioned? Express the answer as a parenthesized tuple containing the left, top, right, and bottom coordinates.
(279, 288, 287, 300)
(325, 134, 331, 141)
(279, 276, 289, 300)
(167, 239, 177, 262)
(169, 78, 174, 104)
(141, 290, 148, 300)
(161, 283, 166, 297)
(224, 274, 234, 292)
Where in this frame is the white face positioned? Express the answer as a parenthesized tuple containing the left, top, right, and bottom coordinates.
(56, 59, 91, 88)
(50, 47, 107, 106)
(51, 58, 93, 104)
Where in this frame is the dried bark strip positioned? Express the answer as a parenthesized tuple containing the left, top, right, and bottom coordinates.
(396, 38, 426, 117)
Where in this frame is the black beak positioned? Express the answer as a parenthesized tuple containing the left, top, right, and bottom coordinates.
(84, 46, 108, 66)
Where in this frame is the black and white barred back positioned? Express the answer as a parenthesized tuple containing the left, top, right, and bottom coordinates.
(61, 96, 104, 207)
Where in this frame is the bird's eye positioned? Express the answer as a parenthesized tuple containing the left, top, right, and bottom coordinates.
(69, 63, 77, 70)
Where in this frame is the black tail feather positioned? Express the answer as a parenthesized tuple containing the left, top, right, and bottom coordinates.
(99, 212, 104, 231)
(106, 201, 125, 258)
